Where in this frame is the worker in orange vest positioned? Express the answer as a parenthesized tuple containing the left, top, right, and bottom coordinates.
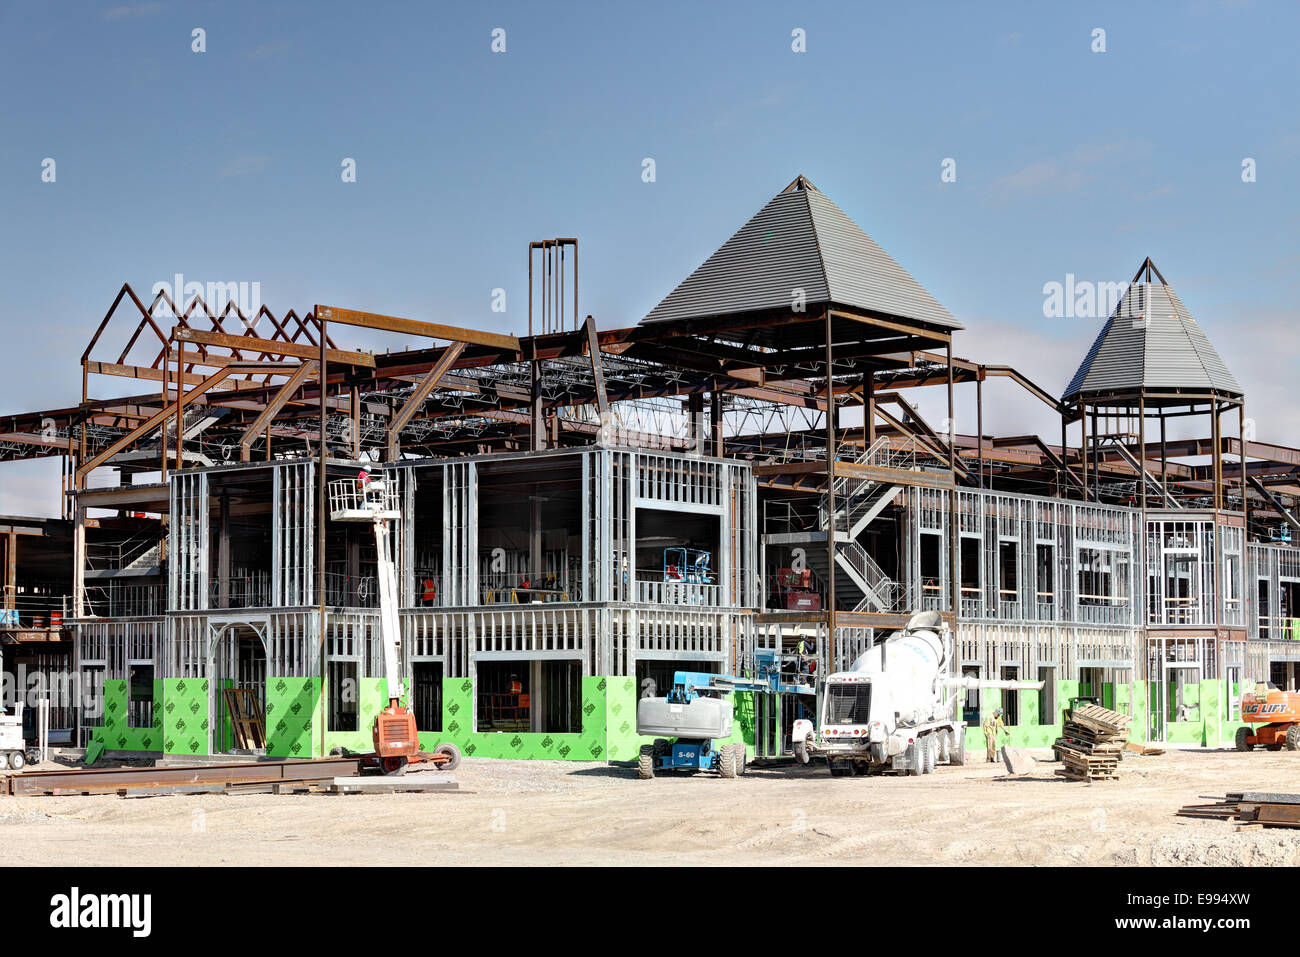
(509, 674, 522, 695)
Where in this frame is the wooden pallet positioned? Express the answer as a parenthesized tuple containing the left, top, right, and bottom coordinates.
(1070, 704, 1132, 736)
(1055, 768, 1118, 782)
(223, 688, 266, 750)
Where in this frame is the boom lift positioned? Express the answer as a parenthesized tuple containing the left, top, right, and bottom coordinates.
(1237, 684, 1300, 751)
(634, 650, 810, 779)
(329, 471, 461, 774)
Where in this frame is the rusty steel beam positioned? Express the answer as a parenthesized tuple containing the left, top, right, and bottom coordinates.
(75, 362, 293, 483)
(238, 361, 319, 461)
(175, 326, 375, 367)
(6, 756, 362, 796)
(387, 340, 467, 461)
(315, 305, 520, 353)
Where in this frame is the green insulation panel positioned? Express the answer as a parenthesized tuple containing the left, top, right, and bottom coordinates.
(86, 679, 164, 754)
(603, 675, 642, 762)
(323, 677, 390, 754)
(265, 675, 321, 758)
(421, 675, 609, 760)
(162, 677, 210, 757)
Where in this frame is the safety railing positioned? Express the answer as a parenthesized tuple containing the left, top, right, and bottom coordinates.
(480, 571, 577, 605)
(1258, 615, 1300, 641)
(69, 582, 165, 619)
(635, 579, 721, 606)
(208, 574, 273, 610)
(322, 572, 378, 608)
(838, 539, 906, 613)
(327, 477, 400, 520)
(85, 527, 162, 573)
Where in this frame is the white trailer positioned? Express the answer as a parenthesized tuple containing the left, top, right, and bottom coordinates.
(0, 702, 34, 770)
(790, 611, 1041, 776)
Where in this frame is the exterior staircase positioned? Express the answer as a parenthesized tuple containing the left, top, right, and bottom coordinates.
(817, 439, 906, 613)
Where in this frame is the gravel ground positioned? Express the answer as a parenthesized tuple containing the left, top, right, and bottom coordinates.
(0, 747, 1297, 866)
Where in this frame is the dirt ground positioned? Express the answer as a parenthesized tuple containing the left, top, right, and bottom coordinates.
(0, 747, 1298, 866)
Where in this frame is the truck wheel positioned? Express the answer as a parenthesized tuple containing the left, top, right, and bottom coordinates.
(948, 730, 966, 766)
(718, 744, 737, 779)
(1287, 726, 1300, 752)
(921, 737, 935, 774)
(938, 731, 951, 764)
(637, 744, 655, 779)
(905, 740, 922, 776)
(433, 742, 462, 771)
(7, 751, 24, 771)
(793, 738, 810, 765)
(1236, 725, 1253, 751)
(734, 744, 746, 775)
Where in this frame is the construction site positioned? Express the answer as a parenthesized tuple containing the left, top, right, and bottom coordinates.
(2, 174, 1299, 863)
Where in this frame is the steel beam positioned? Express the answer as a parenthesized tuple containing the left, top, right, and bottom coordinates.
(387, 341, 466, 461)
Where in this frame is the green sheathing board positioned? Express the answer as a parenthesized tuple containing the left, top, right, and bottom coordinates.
(214, 678, 234, 754)
(323, 677, 389, 754)
(727, 690, 757, 752)
(1200, 681, 1222, 747)
(425, 675, 609, 760)
(162, 677, 210, 757)
(1130, 681, 1148, 742)
(603, 675, 643, 761)
(86, 679, 164, 754)
(958, 678, 1159, 752)
(265, 675, 322, 758)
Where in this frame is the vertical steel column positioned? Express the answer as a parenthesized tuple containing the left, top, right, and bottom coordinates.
(710, 391, 724, 458)
(1239, 402, 1248, 534)
(318, 314, 328, 758)
(1139, 398, 1147, 513)
(824, 311, 836, 661)
(174, 339, 185, 473)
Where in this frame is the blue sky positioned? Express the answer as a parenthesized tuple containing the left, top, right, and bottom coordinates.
(1, 0, 1297, 513)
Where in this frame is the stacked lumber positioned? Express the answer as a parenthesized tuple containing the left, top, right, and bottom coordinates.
(1178, 792, 1300, 829)
(1054, 703, 1132, 782)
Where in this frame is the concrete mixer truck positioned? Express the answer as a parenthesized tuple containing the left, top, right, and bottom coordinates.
(790, 610, 1042, 776)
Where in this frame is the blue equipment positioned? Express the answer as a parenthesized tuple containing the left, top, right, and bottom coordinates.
(635, 662, 807, 779)
(662, 547, 714, 584)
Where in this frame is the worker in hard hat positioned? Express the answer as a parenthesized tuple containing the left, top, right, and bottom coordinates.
(982, 708, 1009, 763)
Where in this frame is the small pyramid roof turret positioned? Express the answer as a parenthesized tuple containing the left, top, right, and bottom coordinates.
(1064, 258, 1241, 401)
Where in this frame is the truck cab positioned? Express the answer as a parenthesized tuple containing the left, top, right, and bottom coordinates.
(814, 674, 887, 762)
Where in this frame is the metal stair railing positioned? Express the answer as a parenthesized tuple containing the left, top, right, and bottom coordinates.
(85, 527, 162, 572)
(836, 537, 905, 613)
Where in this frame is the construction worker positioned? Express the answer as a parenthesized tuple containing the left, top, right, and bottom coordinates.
(508, 674, 522, 695)
(983, 708, 1009, 762)
(795, 637, 813, 677)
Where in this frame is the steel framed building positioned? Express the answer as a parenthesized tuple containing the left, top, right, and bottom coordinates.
(3, 174, 1298, 759)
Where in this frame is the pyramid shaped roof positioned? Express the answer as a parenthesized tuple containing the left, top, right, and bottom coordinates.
(641, 176, 960, 331)
(1064, 258, 1242, 401)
